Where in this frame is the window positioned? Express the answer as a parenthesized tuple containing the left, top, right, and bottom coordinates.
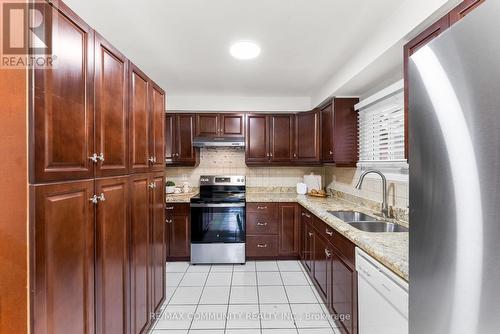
(357, 82, 406, 167)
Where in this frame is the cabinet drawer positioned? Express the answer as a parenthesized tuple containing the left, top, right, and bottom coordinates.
(247, 212, 278, 234)
(246, 203, 278, 215)
(312, 217, 355, 265)
(166, 203, 190, 218)
(246, 235, 278, 257)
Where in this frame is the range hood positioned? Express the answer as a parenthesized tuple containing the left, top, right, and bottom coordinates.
(193, 136, 245, 147)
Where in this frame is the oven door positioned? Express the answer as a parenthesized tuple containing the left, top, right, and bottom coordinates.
(191, 203, 245, 243)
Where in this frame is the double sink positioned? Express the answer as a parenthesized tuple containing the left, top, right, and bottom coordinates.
(328, 210, 408, 233)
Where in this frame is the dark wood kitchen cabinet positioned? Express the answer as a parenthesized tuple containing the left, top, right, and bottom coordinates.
(301, 207, 357, 334)
(95, 176, 130, 334)
(32, 3, 95, 183)
(270, 115, 295, 163)
(130, 173, 165, 334)
(278, 203, 300, 256)
(295, 109, 321, 163)
(150, 173, 166, 312)
(129, 64, 165, 173)
(94, 33, 129, 178)
(32, 180, 96, 334)
(165, 114, 199, 166)
(320, 98, 359, 166)
(245, 114, 270, 164)
(196, 113, 245, 137)
(165, 203, 191, 259)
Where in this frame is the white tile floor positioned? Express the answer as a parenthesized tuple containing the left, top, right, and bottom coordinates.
(150, 260, 341, 334)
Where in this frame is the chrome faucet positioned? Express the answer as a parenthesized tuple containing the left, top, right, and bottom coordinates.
(355, 169, 389, 218)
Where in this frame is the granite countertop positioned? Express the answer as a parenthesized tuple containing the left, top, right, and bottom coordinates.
(246, 192, 409, 281)
(165, 192, 198, 203)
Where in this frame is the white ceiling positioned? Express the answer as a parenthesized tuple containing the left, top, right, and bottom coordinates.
(63, 0, 457, 110)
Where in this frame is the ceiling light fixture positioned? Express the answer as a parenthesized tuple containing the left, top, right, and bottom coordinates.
(230, 41, 261, 60)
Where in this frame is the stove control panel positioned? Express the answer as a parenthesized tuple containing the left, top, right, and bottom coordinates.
(199, 175, 245, 186)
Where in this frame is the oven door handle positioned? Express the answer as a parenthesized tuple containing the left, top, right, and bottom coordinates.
(190, 203, 246, 208)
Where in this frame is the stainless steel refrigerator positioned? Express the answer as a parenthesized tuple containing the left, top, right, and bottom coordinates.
(409, 1, 500, 333)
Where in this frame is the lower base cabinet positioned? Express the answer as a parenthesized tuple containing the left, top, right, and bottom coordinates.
(300, 206, 358, 334)
(165, 203, 190, 259)
(32, 174, 165, 334)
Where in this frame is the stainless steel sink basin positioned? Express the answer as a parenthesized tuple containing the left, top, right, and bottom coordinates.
(328, 210, 378, 222)
(347, 221, 408, 233)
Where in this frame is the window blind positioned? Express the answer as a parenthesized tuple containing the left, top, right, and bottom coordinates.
(357, 91, 406, 162)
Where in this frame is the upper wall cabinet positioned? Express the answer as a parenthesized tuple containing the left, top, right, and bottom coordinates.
(165, 114, 199, 167)
(32, 3, 95, 183)
(196, 113, 245, 138)
(94, 33, 129, 177)
(295, 110, 321, 164)
(129, 64, 165, 173)
(320, 98, 359, 166)
(245, 112, 321, 166)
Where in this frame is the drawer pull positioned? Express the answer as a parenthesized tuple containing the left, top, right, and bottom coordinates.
(257, 222, 268, 226)
(325, 229, 333, 236)
(257, 206, 268, 210)
(325, 249, 332, 257)
(166, 206, 174, 210)
(308, 232, 313, 237)
(165, 219, 172, 224)
(257, 243, 268, 248)
(305, 213, 311, 218)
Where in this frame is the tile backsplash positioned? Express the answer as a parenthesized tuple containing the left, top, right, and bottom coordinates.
(165, 147, 325, 188)
(166, 148, 409, 211)
(324, 166, 409, 210)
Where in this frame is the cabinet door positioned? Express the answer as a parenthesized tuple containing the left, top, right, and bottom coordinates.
(176, 114, 197, 163)
(221, 113, 245, 137)
(331, 248, 357, 334)
(270, 115, 294, 163)
(295, 110, 320, 162)
(95, 176, 129, 334)
(150, 174, 165, 311)
(94, 33, 129, 177)
(170, 215, 190, 257)
(129, 64, 150, 173)
(130, 175, 150, 334)
(320, 103, 334, 162)
(33, 180, 95, 334)
(150, 84, 165, 171)
(165, 114, 176, 164)
(33, 3, 94, 183)
(449, 0, 485, 24)
(196, 114, 220, 137)
(332, 98, 359, 167)
(278, 203, 299, 256)
(301, 211, 314, 273)
(245, 114, 269, 164)
(313, 233, 330, 303)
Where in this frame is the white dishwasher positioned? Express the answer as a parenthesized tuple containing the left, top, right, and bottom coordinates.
(355, 248, 408, 334)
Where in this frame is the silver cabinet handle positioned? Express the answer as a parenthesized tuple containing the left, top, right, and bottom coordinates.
(97, 193, 105, 202)
(305, 213, 311, 218)
(97, 152, 104, 162)
(293, 153, 297, 158)
(148, 156, 155, 163)
(308, 232, 313, 237)
(89, 194, 98, 204)
(257, 222, 268, 226)
(325, 229, 333, 236)
(329, 150, 333, 155)
(148, 182, 156, 189)
(257, 206, 267, 210)
(257, 244, 268, 248)
(166, 206, 174, 210)
(89, 153, 98, 163)
(165, 219, 172, 224)
(175, 153, 179, 157)
(325, 249, 331, 257)
(269, 153, 273, 157)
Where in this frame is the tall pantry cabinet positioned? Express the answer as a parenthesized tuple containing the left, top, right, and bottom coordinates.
(29, 1, 166, 334)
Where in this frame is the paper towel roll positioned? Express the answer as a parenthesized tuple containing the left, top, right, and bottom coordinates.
(296, 183, 307, 195)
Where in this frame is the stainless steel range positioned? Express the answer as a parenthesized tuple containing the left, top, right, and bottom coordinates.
(190, 176, 246, 264)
